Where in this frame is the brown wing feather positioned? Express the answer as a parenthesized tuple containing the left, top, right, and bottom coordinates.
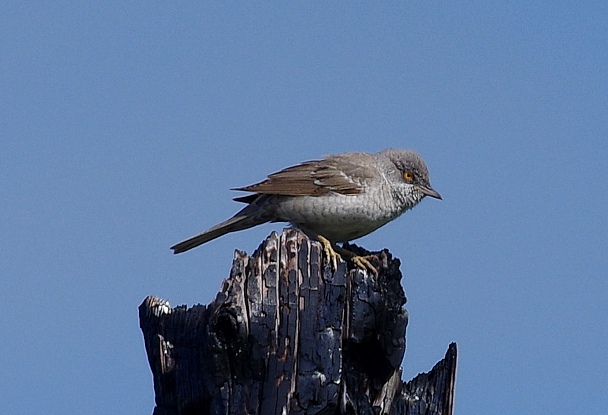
(232, 152, 380, 198)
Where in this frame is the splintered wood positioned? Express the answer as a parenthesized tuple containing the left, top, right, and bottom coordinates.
(140, 229, 456, 415)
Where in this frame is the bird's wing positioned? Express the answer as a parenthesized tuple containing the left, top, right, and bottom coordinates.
(233, 152, 380, 198)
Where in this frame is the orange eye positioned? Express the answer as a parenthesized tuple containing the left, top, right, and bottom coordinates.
(403, 171, 415, 182)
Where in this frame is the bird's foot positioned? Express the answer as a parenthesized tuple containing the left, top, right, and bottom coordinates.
(337, 248, 379, 276)
(349, 254, 379, 276)
(317, 235, 342, 271)
(317, 235, 378, 276)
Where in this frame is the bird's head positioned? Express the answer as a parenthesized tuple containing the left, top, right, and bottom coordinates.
(379, 149, 442, 206)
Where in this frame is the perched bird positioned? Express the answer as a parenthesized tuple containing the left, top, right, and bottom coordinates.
(171, 149, 441, 274)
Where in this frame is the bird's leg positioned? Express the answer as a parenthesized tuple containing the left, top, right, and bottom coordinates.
(316, 235, 378, 276)
(316, 235, 342, 271)
(334, 245, 379, 276)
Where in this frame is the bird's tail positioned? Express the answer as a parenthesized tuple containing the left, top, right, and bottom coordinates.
(171, 212, 268, 254)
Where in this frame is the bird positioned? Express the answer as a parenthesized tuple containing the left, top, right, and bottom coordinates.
(171, 148, 441, 274)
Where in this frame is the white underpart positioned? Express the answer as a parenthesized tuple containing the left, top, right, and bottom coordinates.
(274, 180, 421, 242)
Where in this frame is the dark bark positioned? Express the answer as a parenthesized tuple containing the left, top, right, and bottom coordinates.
(140, 229, 456, 415)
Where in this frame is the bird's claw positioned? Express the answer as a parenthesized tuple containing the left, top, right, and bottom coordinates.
(350, 255, 379, 276)
(317, 235, 378, 276)
(317, 235, 342, 271)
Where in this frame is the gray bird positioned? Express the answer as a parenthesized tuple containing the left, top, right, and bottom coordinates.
(171, 149, 441, 273)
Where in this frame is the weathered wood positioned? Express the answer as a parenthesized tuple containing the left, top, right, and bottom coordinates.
(140, 229, 457, 415)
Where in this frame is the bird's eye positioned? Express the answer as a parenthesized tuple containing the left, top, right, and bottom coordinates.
(403, 171, 415, 182)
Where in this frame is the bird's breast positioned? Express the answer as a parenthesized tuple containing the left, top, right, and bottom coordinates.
(274, 187, 408, 242)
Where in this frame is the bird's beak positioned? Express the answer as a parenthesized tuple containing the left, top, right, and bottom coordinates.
(418, 185, 442, 200)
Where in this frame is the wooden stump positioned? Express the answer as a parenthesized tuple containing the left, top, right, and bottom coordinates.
(140, 229, 456, 415)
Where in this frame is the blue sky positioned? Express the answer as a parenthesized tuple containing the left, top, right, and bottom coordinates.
(1, 2, 606, 414)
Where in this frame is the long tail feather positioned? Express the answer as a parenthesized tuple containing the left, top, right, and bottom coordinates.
(171, 213, 266, 254)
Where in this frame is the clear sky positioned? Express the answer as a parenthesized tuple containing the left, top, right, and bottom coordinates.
(1, 2, 606, 414)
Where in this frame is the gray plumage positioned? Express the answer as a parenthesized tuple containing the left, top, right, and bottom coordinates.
(171, 148, 440, 254)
